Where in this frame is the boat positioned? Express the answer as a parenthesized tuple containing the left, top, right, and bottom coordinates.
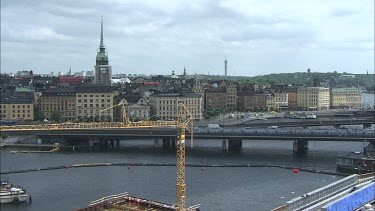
(0, 181, 31, 204)
(337, 143, 375, 173)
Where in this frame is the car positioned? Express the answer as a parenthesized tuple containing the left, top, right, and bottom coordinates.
(268, 126, 278, 129)
(364, 127, 374, 131)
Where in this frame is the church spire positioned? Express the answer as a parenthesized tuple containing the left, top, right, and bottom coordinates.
(99, 16, 105, 52)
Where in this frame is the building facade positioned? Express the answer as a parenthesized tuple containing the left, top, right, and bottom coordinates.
(94, 18, 112, 85)
(149, 92, 202, 120)
(237, 91, 275, 111)
(204, 87, 227, 111)
(220, 81, 237, 111)
(297, 87, 330, 110)
(330, 87, 362, 109)
(75, 86, 114, 121)
(40, 88, 76, 121)
(274, 91, 288, 111)
(0, 97, 34, 121)
(119, 96, 150, 121)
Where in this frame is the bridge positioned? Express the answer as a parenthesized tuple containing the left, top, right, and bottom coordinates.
(1, 122, 374, 153)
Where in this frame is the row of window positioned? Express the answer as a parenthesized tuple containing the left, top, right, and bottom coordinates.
(78, 99, 110, 103)
(77, 110, 111, 114)
(0, 105, 31, 109)
(2, 114, 31, 118)
(77, 94, 111, 98)
(0, 110, 31, 113)
(78, 104, 111, 108)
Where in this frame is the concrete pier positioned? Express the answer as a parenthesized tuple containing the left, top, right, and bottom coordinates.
(228, 138, 242, 151)
(222, 139, 228, 151)
(293, 140, 308, 154)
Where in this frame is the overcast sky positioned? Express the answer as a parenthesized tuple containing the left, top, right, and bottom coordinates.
(1, 0, 374, 76)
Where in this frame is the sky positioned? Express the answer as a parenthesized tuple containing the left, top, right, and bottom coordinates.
(1, 0, 374, 76)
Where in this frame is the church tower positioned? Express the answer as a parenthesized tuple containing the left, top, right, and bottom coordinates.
(94, 17, 112, 85)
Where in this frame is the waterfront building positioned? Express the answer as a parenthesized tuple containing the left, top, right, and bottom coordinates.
(0, 97, 34, 121)
(237, 90, 275, 111)
(94, 18, 112, 86)
(297, 87, 330, 110)
(286, 88, 298, 110)
(75, 85, 114, 121)
(330, 87, 362, 109)
(274, 91, 289, 111)
(40, 87, 76, 120)
(204, 87, 227, 111)
(117, 95, 150, 121)
(149, 92, 202, 120)
(220, 81, 237, 111)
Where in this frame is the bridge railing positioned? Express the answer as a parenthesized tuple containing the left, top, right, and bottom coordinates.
(285, 174, 358, 211)
(0, 122, 126, 131)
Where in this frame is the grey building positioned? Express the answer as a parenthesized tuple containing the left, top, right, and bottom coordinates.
(94, 17, 112, 86)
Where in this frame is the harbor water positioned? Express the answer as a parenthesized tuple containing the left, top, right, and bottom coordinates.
(0, 138, 367, 211)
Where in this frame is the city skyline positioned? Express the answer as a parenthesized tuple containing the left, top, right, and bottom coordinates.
(1, 0, 374, 76)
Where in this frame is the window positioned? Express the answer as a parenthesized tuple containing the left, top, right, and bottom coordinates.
(90, 95, 93, 97)
(107, 99, 110, 102)
(84, 104, 87, 108)
(96, 104, 99, 107)
(84, 99, 87, 103)
(84, 95, 87, 97)
(78, 95, 81, 97)
(101, 99, 104, 103)
(90, 104, 93, 107)
(23, 105, 25, 108)
(90, 99, 93, 103)
(78, 99, 82, 103)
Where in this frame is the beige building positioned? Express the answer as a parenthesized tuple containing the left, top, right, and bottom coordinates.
(274, 91, 288, 111)
(220, 81, 237, 111)
(297, 87, 330, 110)
(40, 88, 76, 120)
(0, 97, 34, 121)
(149, 92, 202, 120)
(120, 96, 150, 121)
(330, 87, 362, 109)
(75, 85, 114, 121)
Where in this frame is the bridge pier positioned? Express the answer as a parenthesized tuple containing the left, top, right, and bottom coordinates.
(222, 139, 228, 151)
(228, 139, 242, 151)
(293, 140, 308, 154)
(115, 138, 120, 148)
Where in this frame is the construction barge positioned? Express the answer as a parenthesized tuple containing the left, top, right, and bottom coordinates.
(76, 192, 200, 211)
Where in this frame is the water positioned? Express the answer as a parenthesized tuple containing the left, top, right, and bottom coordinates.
(0, 139, 366, 211)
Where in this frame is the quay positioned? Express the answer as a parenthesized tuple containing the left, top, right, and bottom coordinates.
(272, 173, 375, 211)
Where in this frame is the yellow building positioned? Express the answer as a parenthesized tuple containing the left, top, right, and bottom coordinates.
(40, 87, 76, 120)
(75, 85, 114, 121)
(0, 97, 34, 122)
(330, 87, 362, 109)
(297, 87, 330, 110)
(149, 92, 202, 120)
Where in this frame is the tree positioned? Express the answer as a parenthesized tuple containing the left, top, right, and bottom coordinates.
(50, 111, 62, 122)
(34, 111, 45, 121)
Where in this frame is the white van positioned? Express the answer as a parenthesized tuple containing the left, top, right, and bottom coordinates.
(207, 124, 221, 129)
(267, 126, 278, 129)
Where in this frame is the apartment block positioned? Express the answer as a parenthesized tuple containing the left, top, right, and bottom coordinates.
(149, 92, 202, 120)
(297, 87, 330, 110)
(0, 97, 34, 121)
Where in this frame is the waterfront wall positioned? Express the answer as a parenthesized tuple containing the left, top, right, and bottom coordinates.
(322, 182, 375, 211)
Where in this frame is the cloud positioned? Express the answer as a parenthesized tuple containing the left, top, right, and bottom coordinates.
(0, 0, 373, 75)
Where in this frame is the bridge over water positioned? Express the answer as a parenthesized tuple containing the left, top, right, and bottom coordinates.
(1, 123, 374, 153)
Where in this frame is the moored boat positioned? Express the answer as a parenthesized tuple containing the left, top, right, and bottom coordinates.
(0, 181, 31, 204)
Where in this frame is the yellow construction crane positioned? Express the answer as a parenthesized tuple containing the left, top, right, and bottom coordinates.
(0, 100, 194, 210)
(101, 100, 193, 210)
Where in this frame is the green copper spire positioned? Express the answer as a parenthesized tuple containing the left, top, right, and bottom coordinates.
(100, 16, 105, 51)
(96, 16, 108, 65)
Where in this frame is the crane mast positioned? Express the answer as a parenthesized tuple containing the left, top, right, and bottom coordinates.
(0, 100, 194, 210)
